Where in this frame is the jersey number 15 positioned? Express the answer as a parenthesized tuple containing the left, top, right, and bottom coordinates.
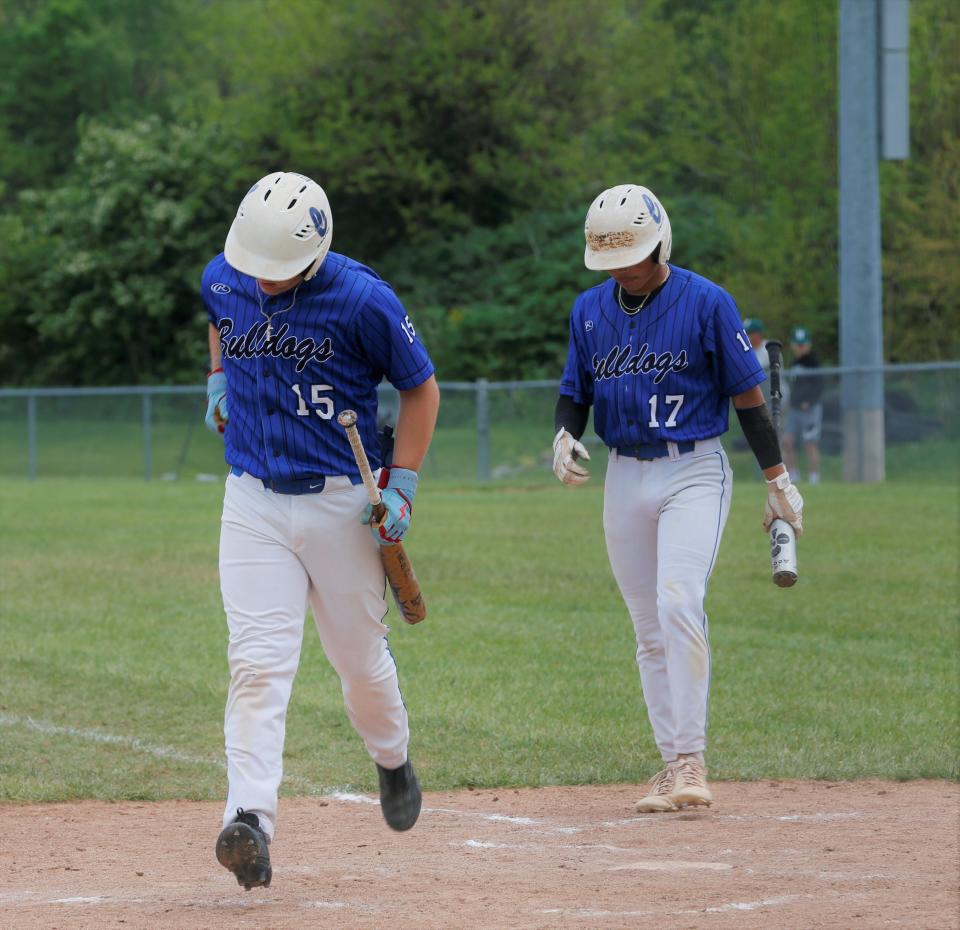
(291, 383, 334, 419)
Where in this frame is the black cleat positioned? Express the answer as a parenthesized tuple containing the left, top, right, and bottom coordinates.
(216, 808, 272, 890)
(376, 760, 422, 831)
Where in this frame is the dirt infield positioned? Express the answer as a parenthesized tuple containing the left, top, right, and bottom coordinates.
(1, 780, 957, 930)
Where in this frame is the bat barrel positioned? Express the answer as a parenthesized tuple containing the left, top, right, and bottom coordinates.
(337, 408, 427, 623)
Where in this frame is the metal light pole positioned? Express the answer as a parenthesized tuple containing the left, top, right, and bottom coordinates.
(837, 0, 909, 482)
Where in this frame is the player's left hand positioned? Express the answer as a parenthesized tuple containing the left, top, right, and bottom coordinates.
(763, 471, 804, 536)
(363, 467, 419, 545)
(205, 368, 228, 434)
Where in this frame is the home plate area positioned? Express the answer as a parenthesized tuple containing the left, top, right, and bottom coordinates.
(2, 780, 956, 929)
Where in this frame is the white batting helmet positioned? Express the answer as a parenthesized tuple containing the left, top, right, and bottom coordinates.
(224, 172, 333, 281)
(583, 184, 672, 270)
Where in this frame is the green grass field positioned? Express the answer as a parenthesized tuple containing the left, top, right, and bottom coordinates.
(0, 474, 957, 804)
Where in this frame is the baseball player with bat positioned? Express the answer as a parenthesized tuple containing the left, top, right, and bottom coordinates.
(202, 171, 439, 890)
(552, 184, 804, 812)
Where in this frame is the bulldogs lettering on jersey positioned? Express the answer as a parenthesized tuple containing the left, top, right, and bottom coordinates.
(593, 343, 689, 384)
(560, 266, 764, 448)
(201, 251, 434, 482)
(217, 319, 335, 373)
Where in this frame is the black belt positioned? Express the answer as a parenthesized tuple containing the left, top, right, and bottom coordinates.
(614, 440, 696, 461)
(230, 465, 326, 494)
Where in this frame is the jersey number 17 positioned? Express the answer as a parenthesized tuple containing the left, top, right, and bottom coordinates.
(648, 393, 685, 428)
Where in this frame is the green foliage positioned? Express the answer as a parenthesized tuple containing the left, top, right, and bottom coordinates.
(0, 0, 956, 386)
(0, 117, 245, 384)
(380, 208, 594, 380)
(0, 0, 184, 191)
(655, 0, 839, 344)
(177, 0, 626, 258)
(880, 0, 960, 361)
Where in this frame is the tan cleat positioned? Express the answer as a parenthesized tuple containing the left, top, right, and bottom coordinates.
(635, 766, 678, 812)
(671, 758, 712, 808)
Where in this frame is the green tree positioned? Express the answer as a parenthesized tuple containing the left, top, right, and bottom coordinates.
(175, 0, 630, 258)
(0, 117, 244, 384)
(381, 208, 595, 380)
(0, 0, 184, 193)
(608, 0, 839, 350)
(881, 0, 960, 361)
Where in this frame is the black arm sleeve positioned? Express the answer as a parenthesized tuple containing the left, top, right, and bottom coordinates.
(555, 394, 590, 440)
(735, 404, 783, 470)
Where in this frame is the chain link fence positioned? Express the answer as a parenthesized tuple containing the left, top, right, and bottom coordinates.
(1, 365, 957, 484)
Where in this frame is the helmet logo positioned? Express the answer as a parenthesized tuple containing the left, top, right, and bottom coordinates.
(585, 320, 594, 332)
(211, 283, 232, 295)
(309, 207, 328, 238)
(642, 194, 662, 225)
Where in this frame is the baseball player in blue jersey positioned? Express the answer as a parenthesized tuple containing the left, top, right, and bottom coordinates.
(552, 185, 804, 812)
(201, 171, 440, 890)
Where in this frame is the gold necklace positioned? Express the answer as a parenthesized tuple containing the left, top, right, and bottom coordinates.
(616, 267, 670, 315)
(617, 286, 652, 315)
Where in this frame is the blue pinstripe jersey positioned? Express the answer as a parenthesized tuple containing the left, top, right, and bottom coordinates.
(560, 265, 765, 447)
(201, 251, 434, 480)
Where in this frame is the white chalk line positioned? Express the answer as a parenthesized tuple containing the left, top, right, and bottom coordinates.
(0, 713, 227, 771)
(0, 712, 322, 794)
(0, 889, 366, 911)
(539, 894, 809, 920)
(462, 839, 733, 871)
(719, 811, 864, 823)
(700, 894, 807, 914)
(593, 812, 867, 827)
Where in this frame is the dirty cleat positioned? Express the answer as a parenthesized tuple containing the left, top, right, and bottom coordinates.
(635, 766, 678, 813)
(216, 808, 272, 890)
(670, 759, 713, 808)
(377, 759, 422, 831)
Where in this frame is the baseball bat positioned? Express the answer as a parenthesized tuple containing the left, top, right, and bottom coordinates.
(765, 340, 799, 587)
(337, 409, 427, 624)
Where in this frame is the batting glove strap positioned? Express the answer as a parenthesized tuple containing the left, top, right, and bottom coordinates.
(385, 466, 418, 505)
(763, 471, 804, 536)
(205, 369, 228, 434)
(553, 428, 591, 485)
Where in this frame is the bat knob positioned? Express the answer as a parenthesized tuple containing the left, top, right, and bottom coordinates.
(337, 409, 358, 428)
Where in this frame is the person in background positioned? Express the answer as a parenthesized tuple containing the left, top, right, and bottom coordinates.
(782, 326, 822, 484)
(742, 318, 787, 477)
(743, 318, 769, 375)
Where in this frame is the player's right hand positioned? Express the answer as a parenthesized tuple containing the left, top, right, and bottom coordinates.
(763, 471, 804, 536)
(205, 368, 229, 434)
(364, 467, 418, 545)
(553, 428, 591, 485)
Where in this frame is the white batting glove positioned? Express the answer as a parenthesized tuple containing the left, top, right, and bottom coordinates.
(763, 471, 804, 537)
(553, 428, 591, 485)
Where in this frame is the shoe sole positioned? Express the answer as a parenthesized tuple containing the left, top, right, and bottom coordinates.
(635, 798, 677, 813)
(671, 792, 712, 808)
(216, 825, 272, 890)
